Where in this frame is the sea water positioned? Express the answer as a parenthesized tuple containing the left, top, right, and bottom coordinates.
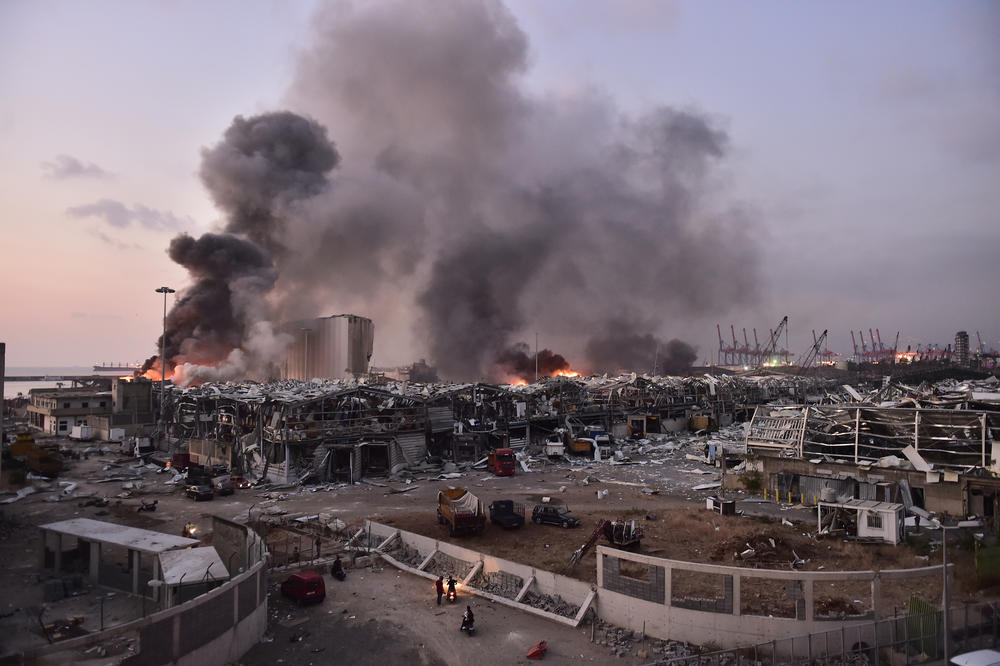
(4, 367, 129, 399)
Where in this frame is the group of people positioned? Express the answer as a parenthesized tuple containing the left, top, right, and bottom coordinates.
(436, 575, 474, 632)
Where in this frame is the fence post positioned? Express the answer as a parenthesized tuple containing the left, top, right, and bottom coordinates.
(771, 639, 776, 664)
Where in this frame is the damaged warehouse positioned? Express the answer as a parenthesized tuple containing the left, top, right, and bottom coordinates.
(745, 399, 1000, 522)
(155, 373, 837, 485)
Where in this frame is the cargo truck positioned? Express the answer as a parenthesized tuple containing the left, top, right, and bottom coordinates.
(487, 448, 516, 476)
(437, 488, 486, 536)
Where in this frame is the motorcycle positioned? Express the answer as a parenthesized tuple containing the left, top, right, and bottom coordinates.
(446, 578, 457, 603)
(460, 610, 475, 636)
(182, 522, 198, 538)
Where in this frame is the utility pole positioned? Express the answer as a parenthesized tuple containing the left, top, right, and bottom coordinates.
(155, 287, 175, 439)
(534, 332, 538, 384)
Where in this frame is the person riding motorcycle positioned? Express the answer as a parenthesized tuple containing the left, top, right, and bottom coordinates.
(461, 606, 475, 633)
(446, 576, 457, 601)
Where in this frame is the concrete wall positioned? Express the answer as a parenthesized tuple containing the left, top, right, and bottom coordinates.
(365, 521, 593, 625)
(363, 522, 951, 654)
(28, 560, 268, 666)
(595, 546, 950, 651)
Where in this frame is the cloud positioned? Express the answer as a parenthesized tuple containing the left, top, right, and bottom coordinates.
(88, 229, 142, 250)
(68, 198, 191, 232)
(42, 154, 113, 180)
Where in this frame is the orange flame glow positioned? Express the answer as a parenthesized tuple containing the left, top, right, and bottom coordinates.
(554, 369, 580, 378)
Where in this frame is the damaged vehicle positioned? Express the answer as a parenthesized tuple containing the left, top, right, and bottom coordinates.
(185, 483, 214, 501)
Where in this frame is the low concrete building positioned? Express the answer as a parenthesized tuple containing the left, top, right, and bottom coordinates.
(27, 388, 112, 435)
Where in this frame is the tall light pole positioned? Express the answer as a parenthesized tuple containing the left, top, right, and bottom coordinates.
(155, 287, 175, 436)
(301, 328, 311, 381)
(931, 517, 983, 662)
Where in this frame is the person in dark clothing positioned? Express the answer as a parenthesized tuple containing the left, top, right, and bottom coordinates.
(331, 555, 346, 581)
(461, 606, 475, 631)
(447, 576, 457, 601)
(435, 575, 444, 605)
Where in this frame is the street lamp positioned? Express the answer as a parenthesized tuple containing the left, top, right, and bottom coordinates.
(301, 328, 311, 381)
(155, 287, 175, 436)
(930, 517, 983, 662)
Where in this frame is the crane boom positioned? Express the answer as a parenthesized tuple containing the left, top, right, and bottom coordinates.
(796, 329, 828, 373)
(759, 316, 788, 366)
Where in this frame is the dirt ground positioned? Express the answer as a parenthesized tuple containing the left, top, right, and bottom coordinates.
(0, 434, 992, 662)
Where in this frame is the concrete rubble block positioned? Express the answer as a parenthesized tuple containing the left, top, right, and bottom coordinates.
(469, 570, 523, 600)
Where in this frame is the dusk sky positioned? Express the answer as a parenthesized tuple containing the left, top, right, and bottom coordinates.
(2, 0, 998, 369)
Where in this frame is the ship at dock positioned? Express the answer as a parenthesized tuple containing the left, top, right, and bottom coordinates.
(92, 362, 139, 372)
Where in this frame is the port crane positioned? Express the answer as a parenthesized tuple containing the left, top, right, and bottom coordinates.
(758, 316, 788, 368)
(796, 329, 828, 374)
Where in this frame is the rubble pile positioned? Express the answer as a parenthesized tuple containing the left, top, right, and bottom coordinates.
(380, 539, 423, 568)
(591, 619, 695, 660)
(710, 529, 815, 564)
(469, 571, 523, 599)
(423, 552, 473, 580)
(519, 590, 577, 618)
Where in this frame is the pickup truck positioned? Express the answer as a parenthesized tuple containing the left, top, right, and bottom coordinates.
(437, 488, 486, 536)
(489, 500, 525, 529)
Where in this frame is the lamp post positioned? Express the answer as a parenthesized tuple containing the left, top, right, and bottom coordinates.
(155, 287, 175, 435)
(301, 328, 311, 381)
(931, 517, 983, 662)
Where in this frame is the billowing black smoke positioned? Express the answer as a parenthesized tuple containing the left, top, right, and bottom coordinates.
(585, 333, 698, 376)
(150, 1, 759, 383)
(282, 0, 759, 380)
(200, 111, 339, 254)
(145, 112, 338, 383)
(496, 343, 570, 380)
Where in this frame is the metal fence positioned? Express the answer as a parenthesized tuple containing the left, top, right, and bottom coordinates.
(644, 601, 999, 666)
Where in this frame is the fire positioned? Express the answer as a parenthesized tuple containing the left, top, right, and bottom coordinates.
(554, 369, 580, 378)
(511, 378, 528, 386)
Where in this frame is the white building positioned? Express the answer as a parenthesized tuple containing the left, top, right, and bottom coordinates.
(281, 314, 374, 380)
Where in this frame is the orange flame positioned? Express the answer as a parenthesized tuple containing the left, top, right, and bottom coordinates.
(554, 369, 580, 378)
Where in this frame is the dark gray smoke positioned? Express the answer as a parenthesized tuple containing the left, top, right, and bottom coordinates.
(153, 1, 760, 383)
(496, 343, 570, 380)
(281, 0, 759, 380)
(585, 333, 698, 376)
(147, 112, 338, 383)
(200, 111, 339, 254)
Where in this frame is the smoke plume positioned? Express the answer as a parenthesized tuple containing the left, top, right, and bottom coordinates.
(496, 343, 570, 380)
(152, 1, 759, 383)
(585, 333, 698, 376)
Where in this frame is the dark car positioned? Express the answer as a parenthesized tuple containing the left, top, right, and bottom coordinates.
(532, 504, 581, 528)
(213, 476, 234, 496)
(280, 571, 326, 605)
(185, 483, 214, 501)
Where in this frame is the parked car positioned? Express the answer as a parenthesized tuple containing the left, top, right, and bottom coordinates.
(280, 571, 326, 605)
(185, 483, 214, 501)
(531, 504, 581, 528)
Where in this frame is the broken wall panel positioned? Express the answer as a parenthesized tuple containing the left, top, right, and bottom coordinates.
(748, 404, 996, 471)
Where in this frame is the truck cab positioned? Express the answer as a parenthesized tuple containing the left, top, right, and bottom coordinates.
(487, 448, 516, 476)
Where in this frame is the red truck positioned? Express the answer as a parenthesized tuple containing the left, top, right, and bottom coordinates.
(487, 448, 516, 476)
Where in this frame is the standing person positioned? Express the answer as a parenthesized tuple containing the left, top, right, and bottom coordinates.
(435, 575, 444, 605)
